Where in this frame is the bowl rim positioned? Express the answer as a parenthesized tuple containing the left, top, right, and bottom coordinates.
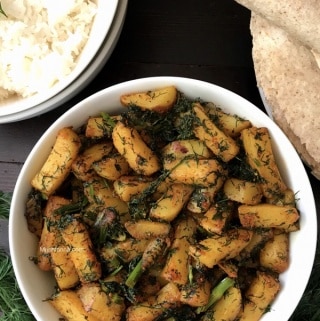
(0, 0, 128, 124)
(0, 0, 119, 118)
(9, 76, 318, 321)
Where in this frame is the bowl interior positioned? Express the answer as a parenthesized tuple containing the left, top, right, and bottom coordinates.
(0, 0, 119, 117)
(9, 77, 317, 321)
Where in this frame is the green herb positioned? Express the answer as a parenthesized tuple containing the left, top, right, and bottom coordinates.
(0, 192, 11, 218)
(0, 2, 7, 18)
(54, 196, 88, 216)
(0, 192, 35, 321)
(0, 251, 35, 321)
(196, 277, 235, 314)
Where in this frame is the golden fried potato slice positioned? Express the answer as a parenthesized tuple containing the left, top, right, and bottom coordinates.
(120, 86, 177, 113)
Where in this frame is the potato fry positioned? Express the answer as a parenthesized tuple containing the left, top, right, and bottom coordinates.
(60, 219, 101, 283)
(241, 126, 287, 198)
(72, 142, 113, 181)
(124, 219, 171, 240)
(180, 278, 211, 307)
(120, 86, 177, 113)
(162, 139, 212, 160)
(164, 158, 226, 187)
(161, 216, 197, 284)
(31, 127, 81, 197)
(92, 154, 130, 180)
(201, 285, 242, 321)
(150, 183, 193, 222)
(112, 121, 161, 175)
(238, 271, 280, 321)
(126, 282, 181, 321)
(27, 89, 300, 321)
(193, 103, 239, 162)
(51, 247, 80, 290)
(85, 115, 120, 139)
(189, 229, 253, 268)
(187, 179, 224, 213)
(224, 178, 263, 205)
(199, 201, 233, 235)
(113, 175, 154, 202)
(238, 203, 300, 231)
(259, 231, 290, 273)
(204, 102, 251, 137)
(37, 196, 71, 271)
(50, 290, 100, 321)
(77, 283, 125, 321)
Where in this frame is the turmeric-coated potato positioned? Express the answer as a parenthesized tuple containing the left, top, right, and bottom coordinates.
(120, 86, 177, 113)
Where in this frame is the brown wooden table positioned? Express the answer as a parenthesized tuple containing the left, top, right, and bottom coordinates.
(0, 0, 319, 318)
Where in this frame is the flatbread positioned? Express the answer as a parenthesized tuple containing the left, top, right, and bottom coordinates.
(235, 0, 320, 54)
(250, 13, 320, 179)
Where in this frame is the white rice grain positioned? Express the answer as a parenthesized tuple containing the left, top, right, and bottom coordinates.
(0, 0, 97, 99)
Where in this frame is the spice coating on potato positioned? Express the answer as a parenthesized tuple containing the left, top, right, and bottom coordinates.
(120, 86, 177, 113)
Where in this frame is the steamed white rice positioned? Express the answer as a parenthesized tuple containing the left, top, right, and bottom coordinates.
(0, 0, 97, 99)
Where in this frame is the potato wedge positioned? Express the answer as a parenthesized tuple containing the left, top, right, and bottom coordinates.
(189, 229, 253, 268)
(51, 247, 80, 290)
(150, 183, 194, 222)
(93, 154, 130, 180)
(193, 103, 239, 162)
(164, 158, 226, 187)
(204, 102, 251, 137)
(238, 271, 280, 321)
(120, 86, 177, 113)
(50, 290, 100, 321)
(126, 282, 181, 321)
(60, 219, 101, 283)
(72, 142, 113, 181)
(125, 219, 171, 240)
(180, 278, 211, 307)
(238, 203, 299, 231)
(223, 178, 263, 205)
(199, 201, 233, 235)
(259, 231, 290, 273)
(77, 283, 125, 321)
(113, 175, 154, 202)
(112, 121, 161, 176)
(85, 115, 120, 139)
(161, 216, 197, 284)
(241, 126, 287, 198)
(201, 286, 242, 321)
(37, 196, 71, 271)
(31, 127, 81, 198)
(162, 139, 212, 160)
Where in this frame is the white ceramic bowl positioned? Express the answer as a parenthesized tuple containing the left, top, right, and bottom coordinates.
(9, 77, 317, 321)
(0, 0, 119, 123)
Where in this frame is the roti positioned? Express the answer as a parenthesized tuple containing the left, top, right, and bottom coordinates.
(250, 13, 320, 179)
(235, 0, 320, 54)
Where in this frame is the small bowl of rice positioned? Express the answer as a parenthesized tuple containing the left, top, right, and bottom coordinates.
(0, 0, 121, 123)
